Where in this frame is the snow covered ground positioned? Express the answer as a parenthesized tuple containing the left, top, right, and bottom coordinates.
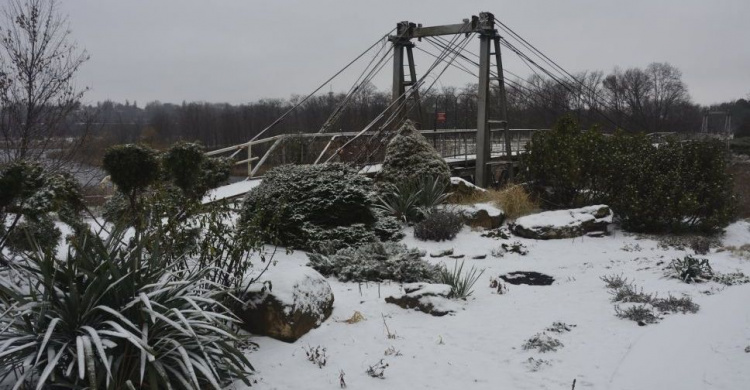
(237, 221, 750, 390)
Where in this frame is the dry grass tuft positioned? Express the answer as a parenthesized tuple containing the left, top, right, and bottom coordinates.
(448, 184, 539, 220)
(493, 185, 539, 220)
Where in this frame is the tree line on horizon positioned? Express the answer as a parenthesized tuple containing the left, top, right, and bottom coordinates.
(80, 62, 750, 154)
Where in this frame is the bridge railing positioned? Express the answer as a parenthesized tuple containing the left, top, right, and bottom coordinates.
(205, 128, 547, 178)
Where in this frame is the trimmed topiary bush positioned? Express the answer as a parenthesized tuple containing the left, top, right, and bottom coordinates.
(162, 142, 231, 200)
(414, 209, 463, 241)
(307, 242, 440, 283)
(378, 120, 451, 186)
(240, 163, 396, 251)
(102, 144, 159, 208)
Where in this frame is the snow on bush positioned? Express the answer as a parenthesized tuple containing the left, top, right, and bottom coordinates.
(0, 160, 83, 255)
(307, 241, 440, 283)
(240, 163, 401, 252)
(377, 120, 451, 186)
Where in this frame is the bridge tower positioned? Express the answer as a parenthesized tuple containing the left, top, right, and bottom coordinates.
(387, 12, 512, 187)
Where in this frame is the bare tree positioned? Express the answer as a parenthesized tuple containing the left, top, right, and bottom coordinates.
(0, 0, 89, 168)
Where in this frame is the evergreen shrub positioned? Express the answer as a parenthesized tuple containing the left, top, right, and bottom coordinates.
(240, 163, 400, 251)
(378, 120, 451, 186)
(307, 241, 440, 282)
(521, 116, 735, 233)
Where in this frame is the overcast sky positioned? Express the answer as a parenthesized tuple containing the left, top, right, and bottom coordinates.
(59, 0, 750, 106)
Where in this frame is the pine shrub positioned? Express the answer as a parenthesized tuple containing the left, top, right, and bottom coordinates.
(240, 163, 392, 251)
(378, 120, 451, 186)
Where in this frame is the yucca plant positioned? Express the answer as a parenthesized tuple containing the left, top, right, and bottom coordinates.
(438, 260, 485, 299)
(0, 227, 253, 389)
(668, 255, 713, 283)
(375, 176, 450, 223)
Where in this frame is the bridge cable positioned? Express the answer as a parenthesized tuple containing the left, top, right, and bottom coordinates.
(249, 28, 396, 142)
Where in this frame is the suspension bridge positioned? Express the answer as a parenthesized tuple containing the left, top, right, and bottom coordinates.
(206, 11, 616, 194)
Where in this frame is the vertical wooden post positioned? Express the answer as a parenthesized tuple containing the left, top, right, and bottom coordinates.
(493, 35, 514, 181)
(476, 31, 491, 188)
(406, 45, 423, 125)
(247, 144, 253, 178)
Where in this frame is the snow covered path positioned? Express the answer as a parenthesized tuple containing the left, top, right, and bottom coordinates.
(237, 222, 750, 390)
(608, 283, 750, 390)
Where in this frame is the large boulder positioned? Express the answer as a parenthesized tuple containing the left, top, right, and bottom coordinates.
(446, 177, 485, 202)
(385, 283, 458, 316)
(453, 202, 505, 229)
(235, 267, 334, 342)
(512, 205, 613, 239)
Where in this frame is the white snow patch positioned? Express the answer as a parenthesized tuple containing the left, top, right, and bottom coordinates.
(244, 259, 332, 319)
(449, 177, 486, 192)
(239, 221, 750, 390)
(202, 179, 262, 204)
(516, 204, 612, 229)
(452, 202, 503, 218)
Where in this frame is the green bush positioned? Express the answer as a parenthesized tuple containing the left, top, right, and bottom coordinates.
(162, 142, 231, 200)
(0, 227, 254, 389)
(102, 144, 160, 208)
(5, 215, 61, 254)
(522, 116, 735, 233)
(378, 120, 451, 186)
(414, 209, 464, 241)
(239, 163, 387, 250)
(0, 161, 83, 256)
(307, 242, 440, 283)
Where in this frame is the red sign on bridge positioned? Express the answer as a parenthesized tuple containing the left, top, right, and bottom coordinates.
(436, 112, 447, 123)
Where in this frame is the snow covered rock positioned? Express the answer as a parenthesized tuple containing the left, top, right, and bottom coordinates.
(454, 202, 506, 229)
(512, 205, 613, 240)
(448, 177, 485, 201)
(236, 267, 334, 342)
(385, 283, 457, 316)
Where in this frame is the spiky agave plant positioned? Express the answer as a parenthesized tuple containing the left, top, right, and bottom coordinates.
(0, 227, 253, 389)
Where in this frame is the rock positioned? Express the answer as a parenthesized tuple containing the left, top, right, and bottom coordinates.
(471, 254, 487, 260)
(448, 254, 465, 259)
(454, 202, 506, 229)
(430, 248, 454, 258)
(512, 205, 613, 240)
(385, 283, 457, 316)
(447, 177, 485, 202)
(235, 267, 334, 342)
(500, 271, 555, 286)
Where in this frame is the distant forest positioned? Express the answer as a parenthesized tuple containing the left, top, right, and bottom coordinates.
(77, 63, 750, 156)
